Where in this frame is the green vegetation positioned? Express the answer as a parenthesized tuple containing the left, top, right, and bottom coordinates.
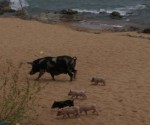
(0, 61, 41, 125)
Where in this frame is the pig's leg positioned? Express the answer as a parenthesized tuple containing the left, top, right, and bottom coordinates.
(84, 111, 88, 115)
(50, 73, 55, 80)
(36, 70, 45, 80)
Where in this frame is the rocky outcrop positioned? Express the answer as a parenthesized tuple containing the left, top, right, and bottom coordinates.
(60, 14, 84, 22)
(0, 0, 16, 15)
(0, 0, 9, 8)
(0, 0, 27, 19)
(142, 28, 150, 34)
(59, 9, 83, 22)
(31, 10, 84, 23)
(60, 9, 78, 15)
(110, 11, 123, 19)
(31, 12, 61, 23)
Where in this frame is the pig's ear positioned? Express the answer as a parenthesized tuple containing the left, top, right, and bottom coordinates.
(27, 62, 33, 65)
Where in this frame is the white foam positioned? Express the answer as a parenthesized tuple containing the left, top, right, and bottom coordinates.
(75, 21, 124, 30)
(72, 9, 100, 14)
(73, 8, 127, 16)
(106, 9, 127, 16)
(73, 4, 147, 16)
(10, 0, 29, 10)
(132, 4, 146, 10)
(99, 24, 123, 28)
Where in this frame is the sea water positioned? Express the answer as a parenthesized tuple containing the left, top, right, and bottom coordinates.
(8, 0, 150, 29)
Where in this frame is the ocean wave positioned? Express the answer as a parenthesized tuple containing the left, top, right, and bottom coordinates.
(99, 24, 123, 28)
(10, 0, 29, 10)
(78, 20, 123, 29)
(73, 4, 147, 16)
(72, 9, 100, 14)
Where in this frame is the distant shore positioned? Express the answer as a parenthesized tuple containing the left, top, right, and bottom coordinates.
(1, 0, 150, 33)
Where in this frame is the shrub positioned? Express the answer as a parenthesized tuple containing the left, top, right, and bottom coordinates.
(0, 60, 41, 125)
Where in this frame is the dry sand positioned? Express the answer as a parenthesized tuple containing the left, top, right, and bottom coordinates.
(0, 17, 150, 125)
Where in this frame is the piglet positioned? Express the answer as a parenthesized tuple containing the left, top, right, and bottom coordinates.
(91, 77, 106, 86)
(68, 89, 87, 99)
(57, 106, 80, 118)
(79, 104, 98, 115)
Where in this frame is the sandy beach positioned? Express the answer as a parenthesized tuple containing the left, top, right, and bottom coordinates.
(0, 17, 150, 125)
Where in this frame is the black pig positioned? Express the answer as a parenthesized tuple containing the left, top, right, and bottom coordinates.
(28, 55, 77, 81)
(51, 99, 74, 109)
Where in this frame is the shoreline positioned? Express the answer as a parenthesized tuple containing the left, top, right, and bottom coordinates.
(0, 15, 142, 34)
(26, 13, 144, 33)
(0, 9, 143, 33)
(1, 10, 150, 36)
(0, 1, 149, 33)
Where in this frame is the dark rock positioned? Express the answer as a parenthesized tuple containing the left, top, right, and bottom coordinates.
(59, 9, 83, 22)
(0, 0, 9, 8)
(15, 10, 26, 17)
(31, 11, 84, 23)
(60, 14, 84, 22)
(60, 9, 78, 15)
(0, 7, 16, 15)
(110, 11, 123, 19)
(142, 28, 150, 34)
(0, 0, 16, 15)
(126, 26, 140, 31)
